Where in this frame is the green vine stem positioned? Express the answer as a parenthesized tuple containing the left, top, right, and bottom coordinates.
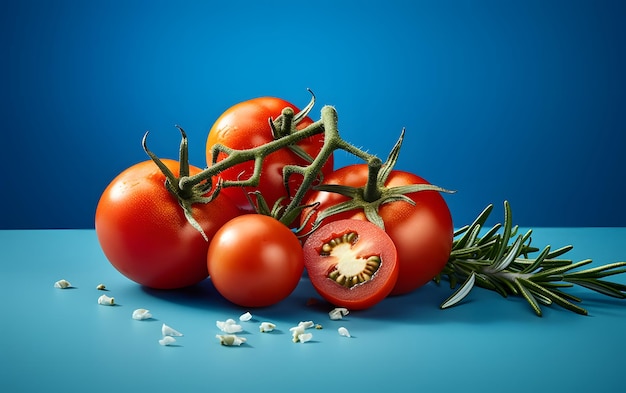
(437, 201, 626, 316)
(306, 129, 455, 231)
(143, 104, 384, 227)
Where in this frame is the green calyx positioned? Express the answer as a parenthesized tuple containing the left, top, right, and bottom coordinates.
(142, 126, 220, 241)
(309, 129, 454, 231)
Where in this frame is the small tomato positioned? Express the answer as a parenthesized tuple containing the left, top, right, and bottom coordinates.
(207, 214, 304, 307)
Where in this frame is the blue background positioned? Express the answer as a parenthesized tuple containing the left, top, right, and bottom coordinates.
(2, 0, 625, 229)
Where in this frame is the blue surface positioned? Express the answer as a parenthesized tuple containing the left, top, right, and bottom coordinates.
(1, 228, 625, 392)
(2, 0, 626, 229)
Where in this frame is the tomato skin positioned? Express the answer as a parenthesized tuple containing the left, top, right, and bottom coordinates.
(95, 159, 241, 289)
(302, 219, 399, 310)
(207, 214, 304, 307)
(206, 97, 334, 213)
(300, 166, 454, 296)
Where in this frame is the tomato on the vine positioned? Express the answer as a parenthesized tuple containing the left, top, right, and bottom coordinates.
(302, 219, 399, 310)
(206, 96, 334, 214)
(95, 159, 241, 289)
(300, 165, 454, 296)
(207, 214, 304, 307)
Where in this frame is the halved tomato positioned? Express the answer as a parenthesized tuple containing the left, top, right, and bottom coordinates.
(302, 219, 398, 310)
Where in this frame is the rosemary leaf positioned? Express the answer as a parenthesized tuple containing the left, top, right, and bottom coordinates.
(564, 262, 626, 279)
(518, 278, 588, 315)
(564, 278, 626, 299)
(514, 278, 543, 317)
(440, 272, 476, 309)
(520, 245, 552, 274)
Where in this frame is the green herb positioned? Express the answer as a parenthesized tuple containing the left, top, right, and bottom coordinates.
(437, 201, 626, 316)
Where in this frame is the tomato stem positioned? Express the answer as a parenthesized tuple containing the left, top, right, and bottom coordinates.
(363, 158, 383, 202)
(171, 105, 379, 226)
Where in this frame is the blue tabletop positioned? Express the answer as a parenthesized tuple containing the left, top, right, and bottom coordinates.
(1, 228, 625, 392)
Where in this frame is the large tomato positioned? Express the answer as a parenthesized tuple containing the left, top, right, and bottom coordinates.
(207, 214, 304, 307)
(206, 97, 334, 214)
(95, 159, 241, 289)
(303, 219, 399, 310)
(300, 165, 454, 296)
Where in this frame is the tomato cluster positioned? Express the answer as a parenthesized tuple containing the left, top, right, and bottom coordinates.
(95, 96, 454, 310)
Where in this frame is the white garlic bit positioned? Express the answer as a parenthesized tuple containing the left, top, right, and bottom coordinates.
(132, 308, 152, 320)
(159, 336, 177, 346)
(239, 312, 252, 322)
(338, 327, 351, 338)
(161, 323, 183, 337)
(96, 283, 106, 290)
(97, 294, 115, 305)
(297, 333, 313, 343)
(259, 322, 276, 332)
(54, 279, 72, 289)
(216, 318, 243, 333)
(216, 334, 247, 346)
(329, 307, 349, 320)
(297, 320, 315, 329)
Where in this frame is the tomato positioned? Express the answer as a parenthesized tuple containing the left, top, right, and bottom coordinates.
(300, 165, 454, 296)
(302, 219, 399, 310)
(207, 214, 304, 307)
(206, 96, 334, 214)
(95, 159, 241, 289)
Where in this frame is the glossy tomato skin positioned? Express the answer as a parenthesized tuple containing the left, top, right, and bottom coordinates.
(302, 219, 399, 310)
(300, 165, 454, 296)
(95, 159, 241, 289)
(207, 214, 304, 307)
(206, 97, 334, 214)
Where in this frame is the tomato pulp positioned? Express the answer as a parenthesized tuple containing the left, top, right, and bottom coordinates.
(303, 219, 399, 310)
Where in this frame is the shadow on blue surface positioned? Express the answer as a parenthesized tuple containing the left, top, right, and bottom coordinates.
(135, 270, 626, 325)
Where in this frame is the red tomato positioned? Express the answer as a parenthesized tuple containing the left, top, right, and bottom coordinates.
(302, 219, 399, 310)
(206, 97, 334, 214)
(207, 214, 304, 307)
(95, 159, 241, 289)
(300, 166, 454, 296)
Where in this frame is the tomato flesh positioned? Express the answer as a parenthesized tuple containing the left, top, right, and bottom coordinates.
(303, 219, 398, 310)
(207, 214, 304, 307)
(300, 165, 454, 296)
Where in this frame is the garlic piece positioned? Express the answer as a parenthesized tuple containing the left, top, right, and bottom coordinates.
(216, 334, 247, 346)
(132, 308, 152, 320)
(329, 307, 349, 320)
(54, 279, 72, 289)
(161, 323, 183, 337)
(96, 284, 106, 290)
(297, 320, 315, 329)
(216, 319, 243, 333)
(97, 294, 115, 305)
(239, 312, 252, 322)
(297, 333, 313, 343)
(338, 327, 351, 337)
(159, 336, 176, 346)
(259, 322, 276, 332)
(290, 321, 316, 343)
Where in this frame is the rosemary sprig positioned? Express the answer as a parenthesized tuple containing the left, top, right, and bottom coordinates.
(437, 201, 626, 316)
